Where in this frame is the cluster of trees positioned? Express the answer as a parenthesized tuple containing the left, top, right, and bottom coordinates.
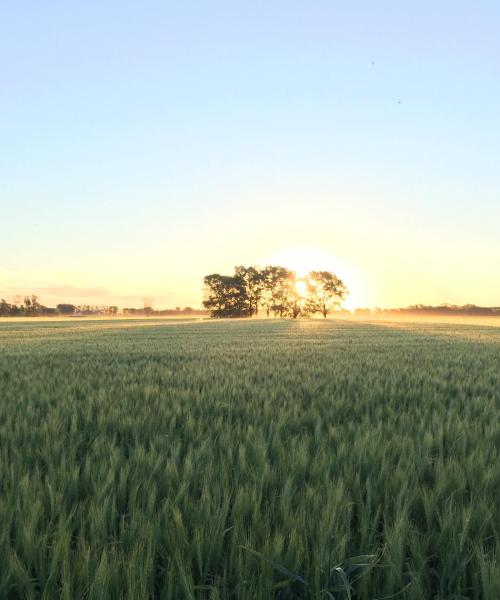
(0, 296, 209, 318)
(0, 296, 119, 317)
(66, 304, 119, 316)
(203, 266, 348, 318)
(1, 295, 55, 316)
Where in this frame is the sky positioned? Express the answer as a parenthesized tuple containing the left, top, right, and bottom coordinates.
(1, 1, 500, 309)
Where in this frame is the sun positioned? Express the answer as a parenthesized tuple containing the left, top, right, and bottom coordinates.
(295, 280, 308, 297)
(262, 247, 367, 310)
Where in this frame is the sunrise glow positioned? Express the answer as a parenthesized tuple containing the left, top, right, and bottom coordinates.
(263, 247, 367, 310)
(295, 280, 308, 297)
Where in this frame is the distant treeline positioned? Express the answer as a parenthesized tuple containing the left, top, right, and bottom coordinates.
(3, 294, 499, 319)
(355, 304, 500, 317)
(0, 296, 207, 317)
(0, 296, 120, 317)
(203, 265, 347, 318)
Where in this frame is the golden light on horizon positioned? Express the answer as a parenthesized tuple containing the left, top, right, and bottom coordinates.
(263, 247, 367, 310)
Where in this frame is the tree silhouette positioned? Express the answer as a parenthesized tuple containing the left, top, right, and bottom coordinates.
(23, 295, 42, 316)
(306, 271, 348, 318)
(203, 273, 252, 318)
(203, 266, 348, 319)
(56, 303, 76, 315)
(260, 266, 280, 317)
(234, 266, 264, 316)
(265, 266, 295, 317)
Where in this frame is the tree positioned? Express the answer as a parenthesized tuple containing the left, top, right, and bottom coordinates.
(24, 295, 42, 316)
(0, 299, 12, 316)
(57, 303, 76, 315)
(260, 266, 279, 317)
(259, 266, 297, 318)
(234, 266, 264, 316)
(271, 267, 296, 318)
(203, 273, 251, 318)
(289, 294, 302, 318)
(9, 301, 22, 316)
(307, 271, 348, 318)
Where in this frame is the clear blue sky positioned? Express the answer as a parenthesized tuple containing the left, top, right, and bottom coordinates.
(1, 1, 499, 308)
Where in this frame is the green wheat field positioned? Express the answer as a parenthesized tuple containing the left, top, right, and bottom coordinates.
(1, 317, 500, 599)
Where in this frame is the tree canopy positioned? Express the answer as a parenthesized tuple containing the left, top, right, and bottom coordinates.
(203, 266, 348, 318)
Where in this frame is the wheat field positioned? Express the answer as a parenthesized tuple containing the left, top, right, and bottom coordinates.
(1, 318, 499, 599)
